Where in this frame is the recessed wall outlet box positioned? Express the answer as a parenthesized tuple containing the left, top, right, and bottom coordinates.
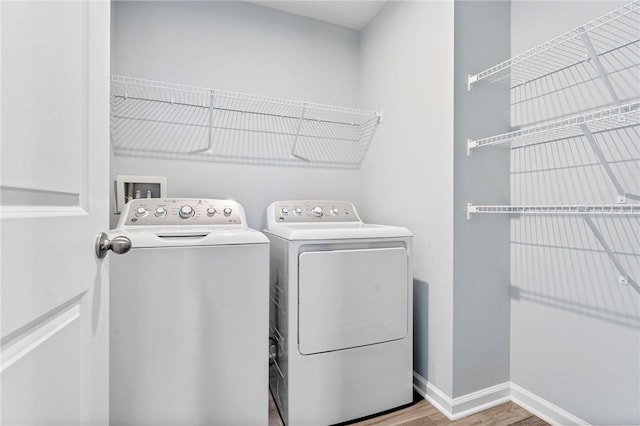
(115, 175, 167, 214)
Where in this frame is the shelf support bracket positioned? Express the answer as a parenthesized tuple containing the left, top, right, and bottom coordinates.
(582, 216, 638, 291)
(579, 123, 634, 204)
(290, 104, 309, 162)
(188, 91, 217, 155)
(467, 74, 478, 92)
(467, 139, 477, 156)
(467, 203, 477, 220)
(207, 91, 215, 155)
(580, 32, 620, 105)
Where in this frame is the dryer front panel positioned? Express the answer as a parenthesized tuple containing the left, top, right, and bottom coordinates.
(298, 247, 408, 355)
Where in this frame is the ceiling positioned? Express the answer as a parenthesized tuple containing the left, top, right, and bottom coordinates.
(250, 1, 387, 31)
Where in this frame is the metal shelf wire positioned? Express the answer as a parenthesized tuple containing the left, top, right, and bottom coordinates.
(467, 0, 640, 90)
(467, 101, 640, 154)
(467, 203, 640, 219)
(110, 75, 382, 168)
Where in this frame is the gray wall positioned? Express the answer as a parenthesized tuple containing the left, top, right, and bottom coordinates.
(110, 1, 362, 228)
(358, 1, 456, 395)
(452, 1, 511, 398)
(509, 2, 640, 424)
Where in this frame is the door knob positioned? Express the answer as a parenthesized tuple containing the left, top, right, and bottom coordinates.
(95, 232, 131, 259)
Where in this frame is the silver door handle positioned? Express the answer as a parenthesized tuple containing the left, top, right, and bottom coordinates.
(95, 232, 131, 258)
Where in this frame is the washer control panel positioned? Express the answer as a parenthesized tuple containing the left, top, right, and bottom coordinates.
(121, 198, 242, 226)
(273, 200, 360, 223)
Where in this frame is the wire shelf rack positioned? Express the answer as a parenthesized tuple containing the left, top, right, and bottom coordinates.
(467, 203, 640, 219)
(467, 101, 640, 154)
(467, 0, 640, 90)
(110, 75, 382, 168)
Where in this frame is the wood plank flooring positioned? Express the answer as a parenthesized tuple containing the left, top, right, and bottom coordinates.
(269, 392, 548, 426)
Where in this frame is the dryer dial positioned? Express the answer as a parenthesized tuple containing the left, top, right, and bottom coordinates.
(310, 206, 323, 217)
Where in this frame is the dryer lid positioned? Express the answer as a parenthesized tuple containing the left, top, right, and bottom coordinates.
(264, 222, 412, 240)
(263, 200, 412, 240)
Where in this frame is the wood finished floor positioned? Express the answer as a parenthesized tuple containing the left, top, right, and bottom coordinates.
(269, 392, 548, 426)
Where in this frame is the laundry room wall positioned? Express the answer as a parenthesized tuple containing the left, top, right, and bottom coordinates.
(509, 1, 640, 424)
(358, 1, 512, 406)
(452, 0, 511, 399)
(357, 1, 456, 397)
(110, 1, 363, 228)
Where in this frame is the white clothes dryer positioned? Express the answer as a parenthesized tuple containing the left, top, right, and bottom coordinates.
(109, 198, 269, 426)
(264, 200, 413, 426)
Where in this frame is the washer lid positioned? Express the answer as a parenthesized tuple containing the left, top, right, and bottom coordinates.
(108, 227, 268, 248)
(110, 198, 268, 247)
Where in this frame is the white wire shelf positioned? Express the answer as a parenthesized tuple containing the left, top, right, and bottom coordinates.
(467, 203, 640, 220)
(110, 75, 382, 168)
(467, 101, 640, 154)
(467, 0, 640, 90)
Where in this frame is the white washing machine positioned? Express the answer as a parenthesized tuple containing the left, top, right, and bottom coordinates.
(108, 198, 269, 426)
(264, 200, 413, 426)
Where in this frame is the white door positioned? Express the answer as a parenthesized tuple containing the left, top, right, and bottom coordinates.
(1, 1, 110, 425)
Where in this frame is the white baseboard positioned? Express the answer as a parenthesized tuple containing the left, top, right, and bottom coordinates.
(413, 372, 453, 419)
(413, 372, 588, 425)
(413, 372, 510, 420)
(510, 382, 589, 426)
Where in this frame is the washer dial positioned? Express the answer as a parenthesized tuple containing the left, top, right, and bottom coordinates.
(135, 207, 148, 218)
(178, 205, 194, 219)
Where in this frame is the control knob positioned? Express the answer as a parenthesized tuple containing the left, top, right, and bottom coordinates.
(310, 206, 323, 217)
(330, 207, 339, 216)
(206, 208, 217, 217)
(154, 207, 167, 217)
(280, 208, 289, 216)
(135, 207, 148, 218)
(223, 207, 233, 217)
(293, 208, 303, 216)
(178, 205, 194, 219)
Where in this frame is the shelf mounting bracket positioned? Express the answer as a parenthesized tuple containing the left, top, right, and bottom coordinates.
(207, 91, 215, 155)
(467, 74, 478, 92)
(467, 139, 477, 156)
(290, 104, 309, 162)
(188, 91, 217, 155)
(579, 123, 638, 204)
(582, 215, 638, 291)
(467, 203, 477, 220)
(580, 32, 620, 105)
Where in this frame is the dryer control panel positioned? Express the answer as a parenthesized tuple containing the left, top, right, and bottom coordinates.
(118, 198, 243, 227)
(271, 200, 361, 223)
